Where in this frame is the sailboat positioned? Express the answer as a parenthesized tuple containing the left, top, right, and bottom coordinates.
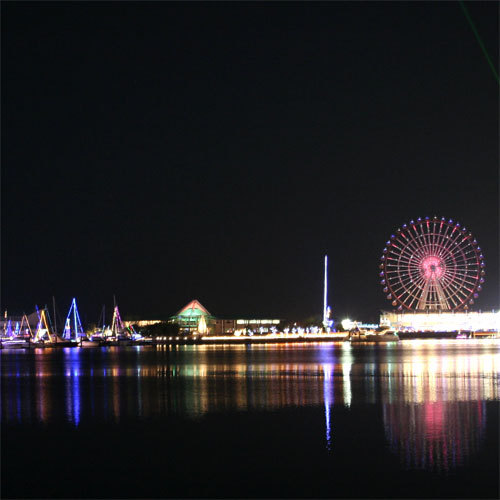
(1, 312, 35, 348)
(13, 320, 20, 338)
(33, 308, 53, 344)
(109, 303, 132, 344)
(88, 306, 107, 342)
(19, 314, 33, 339)
(61, 298, 86, 344)
(4, 319, 13, 338)
(1, 317, 25, 348)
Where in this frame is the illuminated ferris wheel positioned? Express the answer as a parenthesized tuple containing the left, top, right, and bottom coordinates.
(379, 216, 485, 311)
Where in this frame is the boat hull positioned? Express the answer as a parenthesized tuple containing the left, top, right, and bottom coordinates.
(80, 340, 102, 347)
(348, 333, 400, 343)
(1, 340, 30, 349)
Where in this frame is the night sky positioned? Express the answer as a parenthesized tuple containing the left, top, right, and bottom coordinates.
(2, 1, 498, 324)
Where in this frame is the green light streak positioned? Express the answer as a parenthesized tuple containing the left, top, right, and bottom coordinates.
(459, 0, 500, 85)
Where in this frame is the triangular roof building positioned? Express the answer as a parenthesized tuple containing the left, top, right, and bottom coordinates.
(175, 299, 211, 318)
(170, 299, 214, 333)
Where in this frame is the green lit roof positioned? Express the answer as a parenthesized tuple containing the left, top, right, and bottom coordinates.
(173, 299, 212, 318)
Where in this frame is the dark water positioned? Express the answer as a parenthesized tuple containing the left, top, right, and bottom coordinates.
(1, 340, 499, 498)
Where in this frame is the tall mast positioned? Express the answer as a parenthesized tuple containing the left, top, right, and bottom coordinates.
(52, 296, 57, 337)
(323, 255, 328, 328)
(112, 295, 116, 335)
(111, 305, 116, 335)
(101, 304, 106, 331)
(73, 299, 78, 340)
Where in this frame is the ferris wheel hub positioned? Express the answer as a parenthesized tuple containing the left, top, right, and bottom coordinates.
(421, 256, 445, 280)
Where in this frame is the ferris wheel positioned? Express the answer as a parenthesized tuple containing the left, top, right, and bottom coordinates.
(379, 216, 485, 311)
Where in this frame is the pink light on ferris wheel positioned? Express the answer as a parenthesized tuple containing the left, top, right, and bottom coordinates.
(421, 256, 445, 280)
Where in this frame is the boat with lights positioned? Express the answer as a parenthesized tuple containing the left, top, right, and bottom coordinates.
(0, 337, 31, 349)
(100, 301, 134, 345)
(0, 314, 32, 348)
(347, 326, 399, 343)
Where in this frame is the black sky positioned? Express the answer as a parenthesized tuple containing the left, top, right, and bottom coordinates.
(2, 1, 499, 324)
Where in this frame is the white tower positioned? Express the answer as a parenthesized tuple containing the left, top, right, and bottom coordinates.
(323, 255, 328, 329)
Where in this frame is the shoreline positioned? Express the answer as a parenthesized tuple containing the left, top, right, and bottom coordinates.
(153, 330, 498, 345)
(1, 331, 498, 350)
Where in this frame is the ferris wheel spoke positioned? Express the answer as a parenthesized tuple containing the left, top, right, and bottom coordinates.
(447, 287, 471, 307)
(391, 277, 424, 296)
(444, 264, 475, 282)
(393, 267, 425, 284)
(394, 276, 427, 300)
(400, 232, 426, 256)
(423, 222, 434, 253)
(441, 275, 462, 290)
(453, 278, 479, 291)
(435, 225, 457, 256)
(396, 263, 422, 278)
(386, 256, 418, 268)
(441, 253, 459, 268)
(433, 280, 452, 309)
(390, 241, 423, 260)
(446, 293, 460, 309)
(446, 277, 474, 297)
(442, 265, 473, 279)
(420, 222, 433, 254)
(407, 294, 422, 309)
(463, 248, 479, 259)
(441, 229, 466, 258)
(389, 277, 424, 300)
(400, 234, 428, 258)
(443, 271, 467, 288)
(443, 266, 477, 285)
(394, 253, 421, 269)
(393, 244, 425, 265)
(447, 281, 471, 301)
(431, 222, 440, 255)
(394, 256, 421, 273)
(415, 278, 433, 310)
(449, 242, 469, 265)
(387, 266, 419, 279)
(434, 231, 448, 257)
(450, 287, 472, 302)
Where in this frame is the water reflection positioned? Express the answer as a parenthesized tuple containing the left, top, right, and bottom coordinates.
(1, 341, 498, 473)
(323, 363, 334, 451)
(341, 344, 353, 407)
(378, 344, 498, 472)
(383, 400, 486, 472)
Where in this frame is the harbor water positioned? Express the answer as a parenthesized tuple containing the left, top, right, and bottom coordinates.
(1, 340, 499, 498)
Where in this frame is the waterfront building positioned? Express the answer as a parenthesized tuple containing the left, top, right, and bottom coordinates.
(214, 318, 282, 336)
(164, 299, 282, 336)
(380, 310, 500, 332)
(122, 300, 281, 337)
(168, 299, 215, 334)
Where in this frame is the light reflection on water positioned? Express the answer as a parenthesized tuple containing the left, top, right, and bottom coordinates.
(1, 340, 499, 472)
(323, 363, 334, 451)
